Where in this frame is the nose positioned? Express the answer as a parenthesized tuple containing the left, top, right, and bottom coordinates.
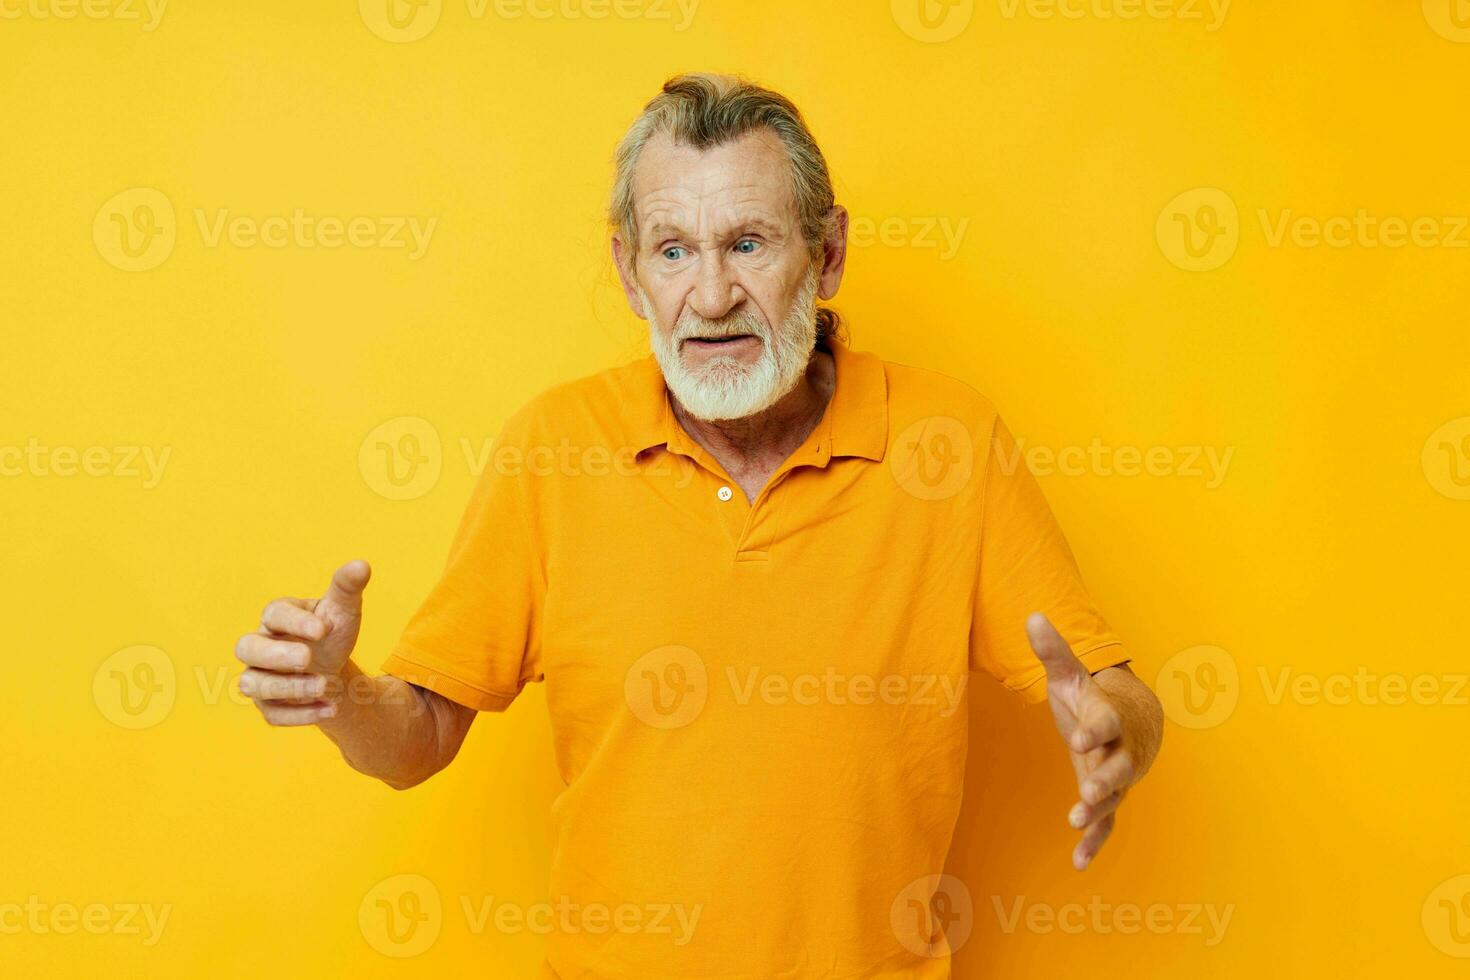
(687, 253, 744, 322)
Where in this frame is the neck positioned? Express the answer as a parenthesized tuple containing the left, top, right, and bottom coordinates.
(671, 346, 836, 469)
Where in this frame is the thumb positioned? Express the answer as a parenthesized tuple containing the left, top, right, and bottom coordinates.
(1026, 612, 1085, 684)
(321, 559, 372, 615)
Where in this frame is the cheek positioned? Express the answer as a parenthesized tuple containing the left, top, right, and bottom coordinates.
(744, 273, 800, 325)
(650, 296, 684, 334)
(637, 275, 679, 328)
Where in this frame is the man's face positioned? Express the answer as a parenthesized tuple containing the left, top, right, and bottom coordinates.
(615, 128, 827, 421)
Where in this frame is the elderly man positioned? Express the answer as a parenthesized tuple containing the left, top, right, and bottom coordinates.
(236, 73, 1163, 978)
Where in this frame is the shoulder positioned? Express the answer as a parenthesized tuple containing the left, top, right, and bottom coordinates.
(876, 353, 1003, 436)
(497, 355, 657, 446)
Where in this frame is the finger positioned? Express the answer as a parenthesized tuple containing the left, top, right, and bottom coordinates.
(238, 668, 328, 703)
(1073, 813, 1115, 870)
(1069, 790, 1124, 830)
(258, 695, 328, 707)
(322, 560, 372, 613)
(1078, 748, 1136, 806)
(254, 700, 337, 727)
(1026, 613, 1085, 685)
(1069, 691, 1123, 754)
(259, 599, 327, 640)
(234, 633, 313, 672)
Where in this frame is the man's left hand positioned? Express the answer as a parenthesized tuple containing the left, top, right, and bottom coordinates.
(1026, 612, 1160, 871)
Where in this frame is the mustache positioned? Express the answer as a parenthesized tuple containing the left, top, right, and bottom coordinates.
(674, 311, 767, 343)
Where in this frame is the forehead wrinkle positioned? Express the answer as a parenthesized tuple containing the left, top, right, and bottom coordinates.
(630, 131, 801, 247)
(641, 199, 793, 247)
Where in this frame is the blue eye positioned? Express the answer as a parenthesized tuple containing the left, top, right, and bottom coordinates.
(734, 240, 758, 254)
(662, 246, 687, 261)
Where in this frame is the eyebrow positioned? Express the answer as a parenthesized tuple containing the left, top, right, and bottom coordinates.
(645, 216, 789, 245)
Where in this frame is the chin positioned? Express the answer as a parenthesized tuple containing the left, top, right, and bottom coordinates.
(684, 354, 753, 382)
(677, 378, 778, 422)
(679, 365, 801, 422)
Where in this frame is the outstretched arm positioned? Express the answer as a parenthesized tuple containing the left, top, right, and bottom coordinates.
(235, 560, 476, 790)
(1027, 613, 1164, 870)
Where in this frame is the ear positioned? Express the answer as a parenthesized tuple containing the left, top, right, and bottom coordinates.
(611, 235, 647, 319)
(816, 205, 850, 302)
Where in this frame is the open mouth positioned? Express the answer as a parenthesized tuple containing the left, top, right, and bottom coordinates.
(685, 334, 758, 348)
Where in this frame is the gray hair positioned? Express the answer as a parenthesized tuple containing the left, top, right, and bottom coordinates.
(609, 72, 843, 343)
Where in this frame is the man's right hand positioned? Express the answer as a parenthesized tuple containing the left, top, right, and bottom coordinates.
(236, 560, 372, 727)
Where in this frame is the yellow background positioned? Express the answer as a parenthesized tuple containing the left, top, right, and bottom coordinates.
(3, 0, 1468, 975)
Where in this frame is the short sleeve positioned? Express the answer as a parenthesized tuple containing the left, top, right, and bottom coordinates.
(968, 414, 1130, 703)
(380, 415, 545, 712)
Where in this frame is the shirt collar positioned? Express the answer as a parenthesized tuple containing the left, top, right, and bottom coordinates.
(623, 335, 889, 464)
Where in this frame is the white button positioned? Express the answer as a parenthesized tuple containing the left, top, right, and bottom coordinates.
(716, 485, 734, 501)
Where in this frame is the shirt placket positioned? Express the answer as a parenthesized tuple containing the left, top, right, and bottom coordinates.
(663, 408, 835, 563)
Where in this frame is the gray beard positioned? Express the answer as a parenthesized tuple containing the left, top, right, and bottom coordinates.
(643, 266, 819, 422)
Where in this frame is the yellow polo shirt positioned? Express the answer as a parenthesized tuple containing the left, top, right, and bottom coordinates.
(381, 337, 1129, 978)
